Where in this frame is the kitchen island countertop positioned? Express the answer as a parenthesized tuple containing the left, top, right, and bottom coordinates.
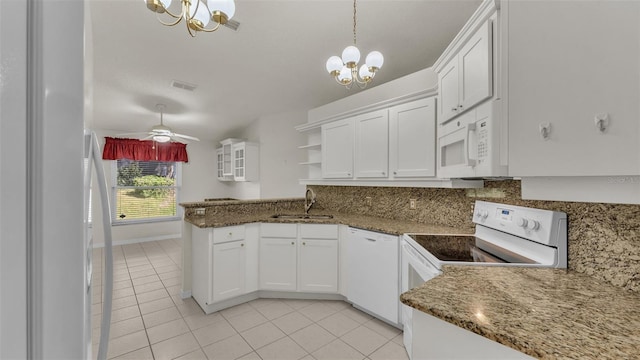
(400, 266, 640, 359)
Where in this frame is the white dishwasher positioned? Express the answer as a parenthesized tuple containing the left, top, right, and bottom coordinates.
(347, 228, 399, 325)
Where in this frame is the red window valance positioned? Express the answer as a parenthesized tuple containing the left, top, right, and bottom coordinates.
(102, 137, 189, 162)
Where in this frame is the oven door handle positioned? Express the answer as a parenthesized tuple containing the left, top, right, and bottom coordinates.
(465, 123, 477, 167)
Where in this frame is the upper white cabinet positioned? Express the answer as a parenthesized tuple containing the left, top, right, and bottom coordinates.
(355, 109, 389, 178)
(216, 138, 259, 182)
(506, 0, 640, 177)
(389, 97, 436, 178)
(322, 119, 354, 179)
(232, 142, 259, 182)
(438, 20, 492, 124)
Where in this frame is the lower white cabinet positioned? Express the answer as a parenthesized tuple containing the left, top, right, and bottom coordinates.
(260, 223, 339, 293)
(259, 237, 297, 291)
(191, 224, 257, 308)
(212, 240, 245, 302)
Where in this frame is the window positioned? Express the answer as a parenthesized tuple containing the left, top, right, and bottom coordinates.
(112, 159, 181, 223)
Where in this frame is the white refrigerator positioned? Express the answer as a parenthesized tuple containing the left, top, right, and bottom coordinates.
(0, 0, 112, 358)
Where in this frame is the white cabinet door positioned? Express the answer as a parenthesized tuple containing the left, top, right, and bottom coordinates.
(438, 20, 493, 125)
(233, 144, 245, 180)
(212, 240, 245, 302)
(507, 1, 640, 176)
(389, 97, 437, 178)
(458, 20, 492, 111)
(259, 238, 297, 291)
(216, 148, 225, 180)
(354, 109, 389, 178)
(298, 224, 339, 293)
(322, 119, 354, 179)
(298, 239, 338, 293)
(438, 59, 460, 124)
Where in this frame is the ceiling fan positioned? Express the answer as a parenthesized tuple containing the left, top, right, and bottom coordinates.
(118, 104, 200, 143)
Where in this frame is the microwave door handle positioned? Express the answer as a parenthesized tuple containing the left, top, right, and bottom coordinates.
(465, 123, 477, 167)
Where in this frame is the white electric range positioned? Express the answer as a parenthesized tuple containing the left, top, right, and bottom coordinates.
(400, 200, 568, 357)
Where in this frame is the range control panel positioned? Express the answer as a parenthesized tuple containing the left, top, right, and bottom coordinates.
(472, 201, 567, 247)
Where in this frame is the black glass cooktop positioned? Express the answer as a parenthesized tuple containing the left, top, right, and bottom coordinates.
(408, 234, 536, 264)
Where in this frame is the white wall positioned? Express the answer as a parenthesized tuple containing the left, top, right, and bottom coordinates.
(254, 111, 307, 198)
(90, 129, 218, 246)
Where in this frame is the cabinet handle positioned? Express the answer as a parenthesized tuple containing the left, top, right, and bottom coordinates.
(303, 242, 306, 246)
(291, 241, 295, 245)
(458, 104, 464, 109)
(451, 107, 458, 112)
(240, 243, 244, 247)
(393, 171, 397, 175)
(228, 232, 232, 236)
(347, 173, 351, 176)
(382, 172, 386, 176)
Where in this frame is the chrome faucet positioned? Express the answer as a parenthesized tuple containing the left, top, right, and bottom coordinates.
(305, 188, 316, 214)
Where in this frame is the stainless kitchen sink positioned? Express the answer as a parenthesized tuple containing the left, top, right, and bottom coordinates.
(271, 214, 334, 220)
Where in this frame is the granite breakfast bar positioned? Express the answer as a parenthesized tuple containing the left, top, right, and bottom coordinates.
(400, 266, 640, 359)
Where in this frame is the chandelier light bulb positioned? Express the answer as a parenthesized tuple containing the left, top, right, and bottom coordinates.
(338, 66, 353, 84)
(144, 0, 172, 13)
(208, 0, 236, 21)
(365, 51, 384, 71)
(358, 64, 373, 80)
(342, 46, 361, 68)
(326, 56, 344, 76)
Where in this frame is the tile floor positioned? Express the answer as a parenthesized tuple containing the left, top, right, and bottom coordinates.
(92, 239, 409, 360)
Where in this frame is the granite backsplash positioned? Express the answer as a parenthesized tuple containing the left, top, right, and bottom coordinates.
(310, 180, 640, 292)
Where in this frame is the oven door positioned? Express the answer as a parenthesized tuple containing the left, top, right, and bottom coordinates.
(401, 238, 441, 359)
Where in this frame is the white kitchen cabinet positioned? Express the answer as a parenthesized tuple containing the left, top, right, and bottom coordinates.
(259, 224, 298, 291)
(506, 0, 640, 177)
(321, 118, 354, 179)
(438, 20, 492, 124)
(298, 224, 339, 293)
(215, 147, 230, 181)
(354, 109, 389, 179)
(219, 138, 241, 177)
(389, 97, 436, 178)
(260, 223, 339, 293)
(212, 240, 245, 302)
(191, 224, 256, 311)
(232, 142, 259, 182)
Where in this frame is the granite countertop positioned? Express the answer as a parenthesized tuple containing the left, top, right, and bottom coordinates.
(184, 210, 473, 236)
(400, 266, 640, 359)
(180, 197, 305, 208)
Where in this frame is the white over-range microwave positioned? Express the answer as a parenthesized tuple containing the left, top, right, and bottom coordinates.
(437, 99, 508, 178)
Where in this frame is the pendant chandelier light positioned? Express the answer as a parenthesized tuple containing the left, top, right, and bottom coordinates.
(326, 0, 384, 89)
(144, 0, 236, 37)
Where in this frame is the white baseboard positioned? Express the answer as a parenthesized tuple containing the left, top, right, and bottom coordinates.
(93, 233, 181, 248)
(180, 290, 191, 299)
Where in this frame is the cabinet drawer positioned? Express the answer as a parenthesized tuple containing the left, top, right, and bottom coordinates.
(261, 223, 297, 238)
(213, 225, 245, 244)
(300, 224, 338, 239)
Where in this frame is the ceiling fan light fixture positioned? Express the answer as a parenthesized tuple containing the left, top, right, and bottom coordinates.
(153, 135, 172, 143)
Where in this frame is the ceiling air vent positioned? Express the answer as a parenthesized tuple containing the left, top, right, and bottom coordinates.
(171, 80, 197, 92)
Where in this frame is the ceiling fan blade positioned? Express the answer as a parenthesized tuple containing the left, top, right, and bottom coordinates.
(116, 132, 151, 136)
(172, 133, 200, 141)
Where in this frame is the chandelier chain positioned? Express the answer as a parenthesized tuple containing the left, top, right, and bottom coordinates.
(353, 0, 357, 45)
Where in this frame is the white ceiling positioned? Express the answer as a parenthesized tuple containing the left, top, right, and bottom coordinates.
(88, 0, 482, 141)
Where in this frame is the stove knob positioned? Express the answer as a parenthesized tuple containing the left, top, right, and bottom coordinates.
(481, 209, 489, 219)
(516, 217, 528, 228)
(527, 219, 540, 231)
